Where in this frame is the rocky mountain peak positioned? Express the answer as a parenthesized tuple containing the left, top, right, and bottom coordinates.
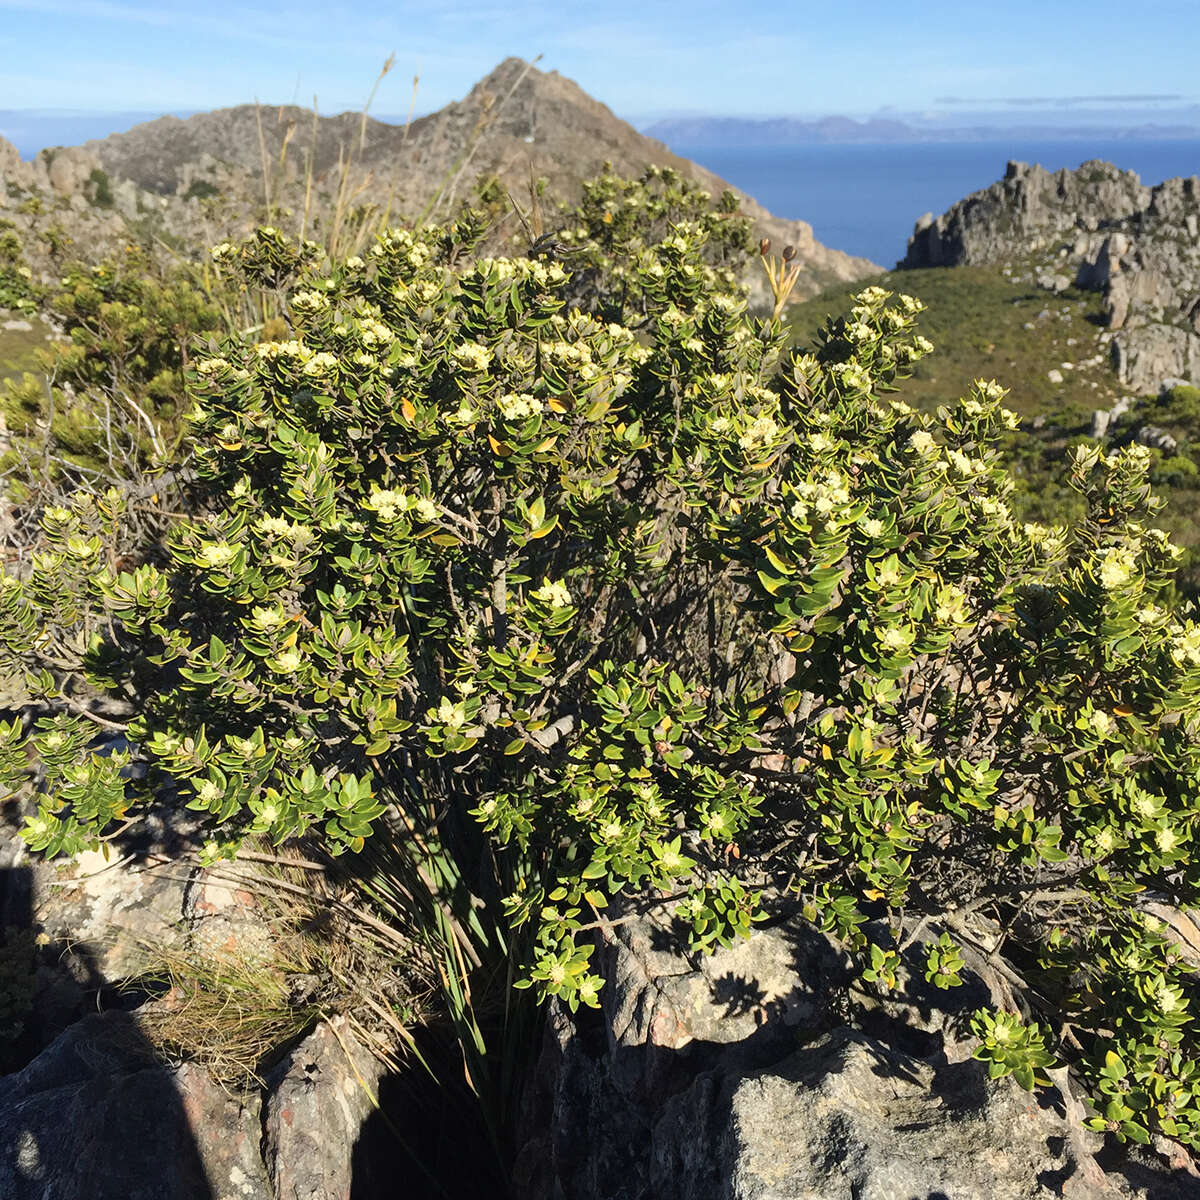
(2, 58, 876, 301)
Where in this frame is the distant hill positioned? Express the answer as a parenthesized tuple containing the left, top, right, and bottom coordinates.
(642, 115, 915, 145)
(643, 115, 1200, 147)
(77, 58, 878, 297)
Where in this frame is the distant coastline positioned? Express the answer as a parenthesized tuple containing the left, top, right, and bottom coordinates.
(643, 115, 1200, 147)
(7, 103, 1200, 163)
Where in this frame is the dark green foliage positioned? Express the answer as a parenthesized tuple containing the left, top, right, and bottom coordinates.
(87, 168, 114, 209)
(183, 179, 220, 202)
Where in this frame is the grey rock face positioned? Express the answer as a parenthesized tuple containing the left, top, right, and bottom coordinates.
(515, 909, 1198, 1200)
(0, 805, 385, 1198)
(901, 160, 1150, 271)
(1114, 324, 1200, 394)
(724, 1030, 1111, 1200)
(0, 1010, 386, 1200)
(901, 159, 1200, 391)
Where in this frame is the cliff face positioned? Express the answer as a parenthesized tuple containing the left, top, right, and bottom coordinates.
(902, 160, 1200, 392)
(73, 57, 877, 299)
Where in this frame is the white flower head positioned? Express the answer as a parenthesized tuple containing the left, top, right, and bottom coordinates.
(908, 430, 938, 457)
(197, 541, 238, 569)
(738, 414, 779, 452)
(364, 488, 410, 522)
(1097, 547, 1136, 590)
(496, 392, 543, 421)
(433, 697, 467, 729)
(531, 578, 572, 609)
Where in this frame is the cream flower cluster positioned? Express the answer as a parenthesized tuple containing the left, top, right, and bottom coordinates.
(1170, 624, 1200, 668)
(530, 578, 572, 608)
(302, 352, 339, 378)
(292, 289, 330, 315)
(255, 515, 313, 543)
(362, 488, 415, 522)
(496, 392, 543, 421)
(829, 360, 871, 391)
(789, 470, 853, 522)
(1023, 523, 1068, 557)
(255, 340, 310, 362)
(738, 414, 780, 452)
(1096, 546, 1138, 589)
(451, 342, 493, 372)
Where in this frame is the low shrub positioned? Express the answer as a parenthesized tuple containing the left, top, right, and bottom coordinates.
(2, 176, 1200, 1148)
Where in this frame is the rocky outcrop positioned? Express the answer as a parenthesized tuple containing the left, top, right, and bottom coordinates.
(903, 160, 1150, 269)
(902, 160, 1200, 393)
(1113, 324, 1200, 394)
(0, 1011, 269, 1200)
(262, 1018, 384, 1200)
(0, 134, 180, 290)
(514, 906, 1198, 1200)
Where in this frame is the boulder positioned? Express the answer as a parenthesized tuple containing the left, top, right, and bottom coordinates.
(720, 1029, 1111, 1200)
(262, 1017, 385, 1200)
(34, 145, 103, 196)
(0, 1011, 270, 1200)
(0, 137, 36, 192)
(1135, 424, 1180, 454)
(0, 1008, 392, 1200)
(1114, 325, 1200, 393)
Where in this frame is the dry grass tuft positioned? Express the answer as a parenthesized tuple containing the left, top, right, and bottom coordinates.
(129, 843, 437, 1089)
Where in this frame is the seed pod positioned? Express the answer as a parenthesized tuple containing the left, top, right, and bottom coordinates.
(759, 237, 771, 257)
(782, 244, 795, 262)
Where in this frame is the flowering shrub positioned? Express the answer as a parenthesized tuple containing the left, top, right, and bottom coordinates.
(3, 178, 1200, 1146)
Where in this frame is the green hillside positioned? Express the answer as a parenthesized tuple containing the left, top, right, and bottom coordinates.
(788, 264, 1120, 421)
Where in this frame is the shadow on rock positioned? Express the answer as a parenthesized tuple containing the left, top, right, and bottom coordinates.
(350, 1020, 516, 1200)
(0, 863, 227, 1200)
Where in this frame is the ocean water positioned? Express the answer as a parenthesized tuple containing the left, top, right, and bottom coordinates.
(668, 140, 1200, 270)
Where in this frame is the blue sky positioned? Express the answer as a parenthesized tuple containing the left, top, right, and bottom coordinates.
(0, 0, 1197, 120)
